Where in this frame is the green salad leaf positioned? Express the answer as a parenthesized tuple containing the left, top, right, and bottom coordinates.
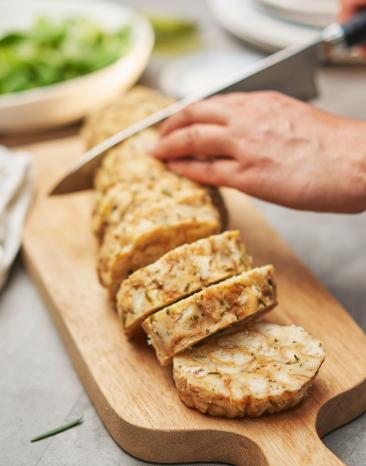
(0, 16, 132, 95)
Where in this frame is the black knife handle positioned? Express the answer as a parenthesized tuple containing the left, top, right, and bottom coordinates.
(342, 9, 366, 47)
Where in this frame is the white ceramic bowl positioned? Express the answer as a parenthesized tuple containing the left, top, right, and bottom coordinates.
(0, 0, 154, 133)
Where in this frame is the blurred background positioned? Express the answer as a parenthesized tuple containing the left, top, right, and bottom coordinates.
(1, 0, 365, 139)
(0, 1, 365, 466)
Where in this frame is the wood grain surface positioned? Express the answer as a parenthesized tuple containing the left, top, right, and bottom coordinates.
(22, 136, 366, 466)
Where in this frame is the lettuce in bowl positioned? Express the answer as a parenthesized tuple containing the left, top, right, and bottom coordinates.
(0, 16, 132, 95)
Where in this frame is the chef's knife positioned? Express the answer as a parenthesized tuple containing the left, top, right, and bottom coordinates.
(50, 11, 366, 195)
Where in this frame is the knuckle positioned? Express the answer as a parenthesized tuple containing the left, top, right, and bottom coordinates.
(212, 93, 243, 104)
(225, 93, 248, 105)
(181, 104, 196, 121)
(250, 90, 283, 105)
(259, 90, 282, 100)
(222, 92, 242, 100)
(267, 90, 282, 99)
(184, 126, 200, 151)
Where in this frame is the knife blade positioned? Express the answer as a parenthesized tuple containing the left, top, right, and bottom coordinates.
(49, 13, 366, 196)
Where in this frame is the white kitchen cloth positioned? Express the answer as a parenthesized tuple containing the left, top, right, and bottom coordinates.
(0, 145, 34, 290)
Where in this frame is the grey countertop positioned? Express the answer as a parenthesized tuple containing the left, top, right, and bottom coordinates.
(0, 1, 365, 465)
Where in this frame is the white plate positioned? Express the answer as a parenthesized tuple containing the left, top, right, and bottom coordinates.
(0, 0, 154, 133)
(208, 0, 364, 63)
(257, 0, 337, 28)
(208, 0, 318, 52)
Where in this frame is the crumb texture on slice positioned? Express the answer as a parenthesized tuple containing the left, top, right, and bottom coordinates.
(93, 129, 164, 193)
(118, 231, 252, 336)
(173, 322, 325, 418)
(97, 199, 221, 298)
(82, 86, 174, 149)
(142, 266, 277, 366)
(92, 135, 220, 240)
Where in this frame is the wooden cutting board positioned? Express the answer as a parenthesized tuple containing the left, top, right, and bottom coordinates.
(22, 135, 366, 466)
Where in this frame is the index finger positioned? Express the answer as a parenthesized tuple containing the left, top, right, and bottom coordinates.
(160, 100, 228, 136)
(153, 124, 231, 160)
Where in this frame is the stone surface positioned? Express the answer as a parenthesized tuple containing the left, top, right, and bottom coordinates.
(0, 0, 365, 465)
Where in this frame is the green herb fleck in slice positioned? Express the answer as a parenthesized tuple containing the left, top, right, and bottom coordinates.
(162, 188, 172, 197)
(144, 290, 153, 303)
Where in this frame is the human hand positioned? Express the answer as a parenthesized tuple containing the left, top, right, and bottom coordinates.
(152, 92, 366, 213)
(340, 0, 366, 57)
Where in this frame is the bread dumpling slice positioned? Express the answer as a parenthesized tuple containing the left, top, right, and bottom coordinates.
(97, 198, 221, 298)
(142, 265, 277, 366)
(93, 170, 219, 240)
(118, 231, 252, 337)
(173, 322, 325, 418)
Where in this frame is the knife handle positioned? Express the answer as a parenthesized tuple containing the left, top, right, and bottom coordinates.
(342, 9, 366, 47)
